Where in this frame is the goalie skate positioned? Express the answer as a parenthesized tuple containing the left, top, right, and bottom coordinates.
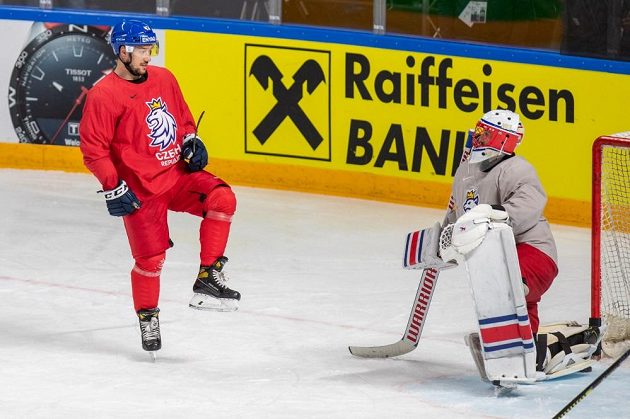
(534, 321, 601, 380)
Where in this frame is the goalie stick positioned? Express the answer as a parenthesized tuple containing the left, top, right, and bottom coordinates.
(349, 131, 472, 358)
(349, 268, 439, 357)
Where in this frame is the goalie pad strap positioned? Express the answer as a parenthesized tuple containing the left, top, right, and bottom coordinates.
(552, 331, 573, 355)
(535, 334, 547, 371)
(536, 322, 604, 375)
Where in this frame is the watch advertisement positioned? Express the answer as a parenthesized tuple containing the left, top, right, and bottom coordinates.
(1, 20, 165, 146)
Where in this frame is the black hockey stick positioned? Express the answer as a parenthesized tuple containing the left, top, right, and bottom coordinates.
(195, 110, 205, 136)
(184, 110, 206, 161)
(553, 348, 630, 419)
(348, 131, 473, 358)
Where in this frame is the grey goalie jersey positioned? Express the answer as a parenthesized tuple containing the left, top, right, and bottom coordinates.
(444, 155, 558, 265)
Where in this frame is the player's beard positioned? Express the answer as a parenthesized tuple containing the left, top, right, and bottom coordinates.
(123, 57, 147, 79)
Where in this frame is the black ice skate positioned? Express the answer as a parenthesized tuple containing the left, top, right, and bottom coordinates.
(189, 257, 240, 312)
(137, 308, 162, 356)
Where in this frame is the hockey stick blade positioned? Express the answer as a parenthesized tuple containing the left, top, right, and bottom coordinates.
(349, 339, 417, 358)
(348, 268, 439, 358)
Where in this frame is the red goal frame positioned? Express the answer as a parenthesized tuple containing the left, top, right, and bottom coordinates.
(591, 135, 630, 327)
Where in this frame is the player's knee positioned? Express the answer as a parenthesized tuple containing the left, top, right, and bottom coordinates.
(133, 252, 166, 276)
(203, 186, 236, 220)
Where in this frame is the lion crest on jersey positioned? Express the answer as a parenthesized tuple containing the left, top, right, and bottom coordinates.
(146, 98, 177, 150)
(463, 188, 479, 212)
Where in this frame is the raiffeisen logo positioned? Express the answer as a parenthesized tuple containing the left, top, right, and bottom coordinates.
(344, 53, 575, 123)
(341, 52, 576, 176)
(245, 45, 331, 161)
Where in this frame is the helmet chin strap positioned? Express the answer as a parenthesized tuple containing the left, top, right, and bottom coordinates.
(118, 53, 142, 78)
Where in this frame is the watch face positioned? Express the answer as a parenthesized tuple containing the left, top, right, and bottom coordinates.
(8, 24, 116, 145)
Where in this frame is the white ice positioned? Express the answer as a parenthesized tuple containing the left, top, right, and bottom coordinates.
(0, 169, 628, 418)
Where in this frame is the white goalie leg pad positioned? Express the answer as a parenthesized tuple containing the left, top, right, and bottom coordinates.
(463, 223, 537, 384)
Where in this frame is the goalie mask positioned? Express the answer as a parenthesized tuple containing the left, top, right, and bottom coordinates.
(470, 109, 524, 164)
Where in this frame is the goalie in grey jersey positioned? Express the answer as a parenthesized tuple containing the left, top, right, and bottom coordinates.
(443, 108, 556, 335)
(437, 109, 602, 383)
(352, 109, 601, 381)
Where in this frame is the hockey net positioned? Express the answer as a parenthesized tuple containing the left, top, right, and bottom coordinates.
(591, 134, 630, 358)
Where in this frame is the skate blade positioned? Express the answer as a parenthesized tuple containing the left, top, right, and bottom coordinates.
(493, 382, 519, 397)
(149, 351, 157, 362)
(189, 293, 239, 312)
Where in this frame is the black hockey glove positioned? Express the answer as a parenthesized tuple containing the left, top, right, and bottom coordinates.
(99, 180, 141, 217)
(182, 135, 208, 172)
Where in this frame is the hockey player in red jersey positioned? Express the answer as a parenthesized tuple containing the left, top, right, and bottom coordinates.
(80, 19, 241, 355)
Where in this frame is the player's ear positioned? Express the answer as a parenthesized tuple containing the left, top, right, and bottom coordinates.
(118, 46, 128, 60)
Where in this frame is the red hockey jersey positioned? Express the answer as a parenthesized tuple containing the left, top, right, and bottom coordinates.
(80, 66, 196, 200)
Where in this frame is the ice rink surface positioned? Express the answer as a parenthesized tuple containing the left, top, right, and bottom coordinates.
(1, 169, 628, 418)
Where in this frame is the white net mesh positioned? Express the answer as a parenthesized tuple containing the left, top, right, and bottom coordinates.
(597, 138, 630, 356)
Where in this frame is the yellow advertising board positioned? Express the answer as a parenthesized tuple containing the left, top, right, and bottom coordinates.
(2, 23, 627, 226)
(166, 29, 630, 225)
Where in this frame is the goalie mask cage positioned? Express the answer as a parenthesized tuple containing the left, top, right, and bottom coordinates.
(591, 134, 630, 358)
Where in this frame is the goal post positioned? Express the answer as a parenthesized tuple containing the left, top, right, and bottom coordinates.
(591, 134, 630, 357)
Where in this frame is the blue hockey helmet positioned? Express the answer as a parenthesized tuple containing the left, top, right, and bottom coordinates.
(109, 19, 159, 57)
